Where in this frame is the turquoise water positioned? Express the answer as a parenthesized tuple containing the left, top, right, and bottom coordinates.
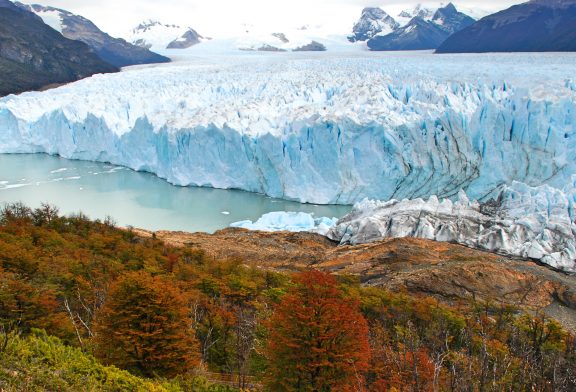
(0, 154, 351, 233)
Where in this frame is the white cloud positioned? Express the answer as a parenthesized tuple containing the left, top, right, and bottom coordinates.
(17, 0, 527, 38)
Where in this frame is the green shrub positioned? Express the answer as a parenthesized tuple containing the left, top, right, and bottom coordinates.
(0, 330, 237, 392)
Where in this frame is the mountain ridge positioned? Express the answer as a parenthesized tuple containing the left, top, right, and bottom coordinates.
(130, 20, 204, 50)
(0, 0, 118, 96)
(437, 0, 576, 53)
(366, 3, 475, 51)
(15, 3, 170, 67)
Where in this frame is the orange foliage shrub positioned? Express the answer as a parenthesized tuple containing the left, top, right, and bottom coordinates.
(94, 271, 200, 377)
(266, 270, 371, 391)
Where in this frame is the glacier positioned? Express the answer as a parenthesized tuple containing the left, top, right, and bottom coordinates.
(1, 53, 575, 206)
(327, 183, 576, 272)
(1, 52, 574, 270)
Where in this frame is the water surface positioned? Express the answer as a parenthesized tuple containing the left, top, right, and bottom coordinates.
(0, 154, 351, 233)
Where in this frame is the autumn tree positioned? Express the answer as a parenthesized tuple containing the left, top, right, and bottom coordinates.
(0, 267, 70, 339)
(265, 270, 370, 392)
(93, 271, 200, 377)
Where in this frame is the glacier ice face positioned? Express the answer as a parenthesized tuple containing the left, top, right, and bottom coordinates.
(0, 53, 575, 206)
(327, 184, 576, 272)
(231, 211, 337, 235)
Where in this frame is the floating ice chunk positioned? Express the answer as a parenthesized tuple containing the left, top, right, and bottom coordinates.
(4, 183, 31, 189)
(231, 211, 337, 235)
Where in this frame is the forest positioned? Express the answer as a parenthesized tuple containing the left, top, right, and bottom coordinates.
(0, 203, 575, 391)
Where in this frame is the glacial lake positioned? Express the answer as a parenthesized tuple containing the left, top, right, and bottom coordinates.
(0, 154, 352, 233)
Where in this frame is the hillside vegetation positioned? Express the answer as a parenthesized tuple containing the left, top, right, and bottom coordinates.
(0, 203, 574, 391)
(0, 330, 236, 391)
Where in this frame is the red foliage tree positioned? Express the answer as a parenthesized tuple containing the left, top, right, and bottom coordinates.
(266, 270, 371, 391)
(94, 271, 200, 377)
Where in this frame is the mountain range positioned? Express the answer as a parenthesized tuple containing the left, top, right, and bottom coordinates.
(15, 3, 169, 67)
(350, 3, 476, 51)
(0, 0, 117, 96)
(437, 0, 576, 53)
(2, 0, 575, 98)
(129, 20, 205, 51)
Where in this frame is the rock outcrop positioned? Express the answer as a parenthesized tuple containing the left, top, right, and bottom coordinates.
(132, 228, 576, 333)
(293, 41, 327, 51)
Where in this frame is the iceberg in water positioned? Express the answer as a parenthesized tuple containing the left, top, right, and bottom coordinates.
(231, 211, 337, 235)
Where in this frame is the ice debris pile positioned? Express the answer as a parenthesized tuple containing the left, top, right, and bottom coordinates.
(0, 54, 575, 205)
(231, 211, 337, 236)
(327, 183, 576, 272)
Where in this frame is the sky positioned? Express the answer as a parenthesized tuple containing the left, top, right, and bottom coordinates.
(16, 0, 527, 38)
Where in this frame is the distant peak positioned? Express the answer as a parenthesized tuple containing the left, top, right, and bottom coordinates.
(399, 3, 436, 20)
(362, 7, 388, 16)
(142, 19, 162, 26)
(349, 5, 399, 42)
(133, 19, 183, 33)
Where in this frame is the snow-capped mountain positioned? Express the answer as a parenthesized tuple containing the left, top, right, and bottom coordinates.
(396, 3, 437, 25)
(438, 0, 576, 53)
(348, 7, 399, 42)
(0, 0, 117, 96)
(14, 3, 169, 67)
(367, 3, 475, 51)
(367, 17, 448, 51)
(431, 2, 475, 34)
(129, 20, 204, 51)
(210, 25, 333, 52)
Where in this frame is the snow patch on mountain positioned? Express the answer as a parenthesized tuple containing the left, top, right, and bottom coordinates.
(31, 8, 64, 32)
(16, 3, 170, 67)
(396, 3, 439, 26)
